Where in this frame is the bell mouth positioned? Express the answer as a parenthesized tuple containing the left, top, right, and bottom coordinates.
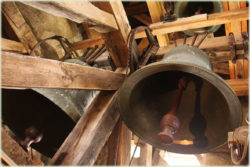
(174, 1, 223, 36)
(2, 89, 75, 157)
(118, 62, 242, 154)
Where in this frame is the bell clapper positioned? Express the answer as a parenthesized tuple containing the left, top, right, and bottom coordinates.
(189, 78, 208, 148)
(158, 77, 188, 144)
(19, 125, 43, 152)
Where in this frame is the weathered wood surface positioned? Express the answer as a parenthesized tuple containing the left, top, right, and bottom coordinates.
(2, 2, 41, 56)
(146, 1, 169, 46)
(226, 79, 248, 96)
(2, 51, 125, 90)
(67, 38, 105, 51)
(21, 2, 118, 33)
(95, 2, 132, 67)
(49, 91, 120, 165)
(135, 8, 249, 39)
(1, 38, 27, 53)
(132, 14, 152, 26)
(156, 34, 244, 55)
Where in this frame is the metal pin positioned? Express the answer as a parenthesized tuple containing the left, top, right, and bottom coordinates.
(191, 33, 198, 46)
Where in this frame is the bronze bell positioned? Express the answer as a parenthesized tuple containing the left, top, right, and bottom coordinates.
(118, 45, 242, 154)
(2, 59, 99, 157)
(174, 1, 223, 36)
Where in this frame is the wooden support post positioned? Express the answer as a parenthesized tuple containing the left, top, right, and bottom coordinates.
(2, 51, 125, 90)
(138, 141, 152, 166)
(152, 148, 168, 165)
(49, 91, 120, 165)
(94, 2, 132, 67)
(2, 2, 41, 56)
(146, 1, 169, 46)
(226, 1, 248, 81)
(1, 38, 27, 53)
(21, 2, 118, 33)
(135, 8, 249, 39)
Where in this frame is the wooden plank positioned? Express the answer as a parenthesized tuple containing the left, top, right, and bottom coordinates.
(156, 34, 244, 55)
(95, 2, 132, 67)
(235, 59, 245, 79)
(49, 91, 120, 165)
(2, 2, 41, 56)
(21, 2, 118, 33)
(226, 79, 248, 96)
(146, 1, 169, 46)
(2, 51, 125, 90)
(138, 142, 152, 166)
(152, 148, 168, 165)
(135, 8, 249, 39)
(1, 38, 27, 53)
(132, 14, 152, 26)
(67, 38, 105, 51)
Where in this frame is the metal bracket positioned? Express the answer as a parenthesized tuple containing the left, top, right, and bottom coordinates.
(228, 32, 236, 64)
(241, 32, 248, 60)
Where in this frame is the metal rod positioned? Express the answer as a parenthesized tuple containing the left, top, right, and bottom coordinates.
(195, 31, 209, 48)
(173, 36, 177, 47)
(183, 34, 187, 45)
(191, 33, 198, 46)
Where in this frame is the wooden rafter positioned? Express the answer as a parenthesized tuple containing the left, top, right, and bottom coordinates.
(67, 38, 105, 51)
(135, 8, 249, 39)
(2, 2, 41, 56)
(21, 2, 118, 33)
(95, 2, 132, 67)
(2, 51, 125, 90)
(1, 38, 27, 54)
(146, 1, 169, 46)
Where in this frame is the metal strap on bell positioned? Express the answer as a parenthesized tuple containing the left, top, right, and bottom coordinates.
(118, 45, 242, 154)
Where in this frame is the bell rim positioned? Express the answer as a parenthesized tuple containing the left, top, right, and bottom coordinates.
(118, 62, 242, 154)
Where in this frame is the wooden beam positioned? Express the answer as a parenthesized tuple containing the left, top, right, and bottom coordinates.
(146, 1, 169, 46)
(2, 2, 41, 56)
(132, 14, 152, 26)
(21, 2, 118, 33)
(157, 34, 244, 55)
(138, 141, 152, 166)
(67, 38, 105, 51)
(226, 79, 248, 96)
(152, 148, 168, 165)
(82, 22, 102, 39)
(2, 51, 125, 90)
(135, 8, 249, 39)
(49, 91, 120, 165)
(1, 38, 27, 53)
(95, 2, 132, 67)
